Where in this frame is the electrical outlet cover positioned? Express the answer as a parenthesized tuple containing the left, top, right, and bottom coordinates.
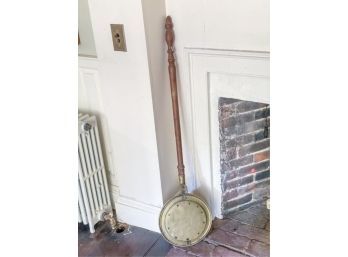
(110, 24, 127, 52)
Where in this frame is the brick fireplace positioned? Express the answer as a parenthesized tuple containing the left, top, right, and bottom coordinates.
(219, 97, 270, 216)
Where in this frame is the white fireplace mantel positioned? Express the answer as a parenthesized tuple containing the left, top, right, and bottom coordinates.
(181, 48, 270, 218)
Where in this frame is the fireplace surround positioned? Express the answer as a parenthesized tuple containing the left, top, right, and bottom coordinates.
(180, 48, 269, 218)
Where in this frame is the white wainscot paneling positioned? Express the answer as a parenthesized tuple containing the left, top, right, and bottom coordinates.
(78, 56, 118, 196)
(183, 48, 270, 218)
(78, 57, 102, 112)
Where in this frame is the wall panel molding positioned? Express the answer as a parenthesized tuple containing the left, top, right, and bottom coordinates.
(78, 56, 119, 197)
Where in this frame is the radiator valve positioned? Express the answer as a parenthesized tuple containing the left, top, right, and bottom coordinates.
(103, 212, 118, 230)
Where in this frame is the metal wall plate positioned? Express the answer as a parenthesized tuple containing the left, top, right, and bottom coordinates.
(110, 24, 127, 52)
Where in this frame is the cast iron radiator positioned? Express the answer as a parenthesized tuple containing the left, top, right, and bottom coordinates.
(78, 113, 112, 233)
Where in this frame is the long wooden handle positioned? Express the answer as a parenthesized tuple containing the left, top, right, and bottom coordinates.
(165, 16, 185, 186)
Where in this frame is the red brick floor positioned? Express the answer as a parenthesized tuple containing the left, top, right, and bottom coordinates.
(166, 201, 270, 257)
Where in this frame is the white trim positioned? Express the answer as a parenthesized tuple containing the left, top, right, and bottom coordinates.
(78, 55, 100, 67)
(183, 48, 269, 218)
(115, 199, 161, 232)
(110, 186, 161, 232)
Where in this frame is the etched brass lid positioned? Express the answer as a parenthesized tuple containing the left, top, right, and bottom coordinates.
(159, 194, 212, 247)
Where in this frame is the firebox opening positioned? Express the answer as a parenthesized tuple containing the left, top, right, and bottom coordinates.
(219, 97, 270, 216)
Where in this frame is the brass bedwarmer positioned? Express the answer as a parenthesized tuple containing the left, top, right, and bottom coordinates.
(158, 16, 213, 247)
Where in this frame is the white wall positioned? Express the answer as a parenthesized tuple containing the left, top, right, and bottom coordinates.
(141, 0, 178, 202)
(165, 0, 269, 51)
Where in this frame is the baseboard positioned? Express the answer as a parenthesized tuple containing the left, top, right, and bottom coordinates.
(114, 196, 161, 233)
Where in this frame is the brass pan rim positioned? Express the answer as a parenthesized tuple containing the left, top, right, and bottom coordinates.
(158, 193, 212, 247)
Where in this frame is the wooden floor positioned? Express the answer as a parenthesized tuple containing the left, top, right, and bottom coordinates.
(78, 222, 172, 257)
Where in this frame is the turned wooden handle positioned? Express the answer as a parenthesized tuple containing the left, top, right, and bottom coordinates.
(165, 16, 185, 186)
